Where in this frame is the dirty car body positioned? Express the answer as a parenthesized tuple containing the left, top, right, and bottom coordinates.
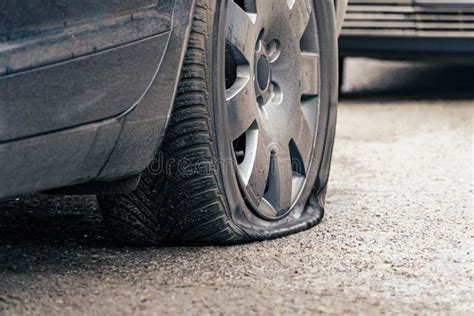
(0, 0, 195, 199)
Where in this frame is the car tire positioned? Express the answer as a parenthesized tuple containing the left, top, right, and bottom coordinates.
(98, 0, 339, 245)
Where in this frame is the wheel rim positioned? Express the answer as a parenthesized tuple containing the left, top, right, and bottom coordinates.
(225, 0, 320, 220)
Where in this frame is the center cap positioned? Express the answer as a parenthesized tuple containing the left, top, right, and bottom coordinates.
(257, 55, 270, 91)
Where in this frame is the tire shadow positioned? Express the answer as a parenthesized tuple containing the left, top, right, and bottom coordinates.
(0, 195, 159, 275)
(0, 194, 109, 247)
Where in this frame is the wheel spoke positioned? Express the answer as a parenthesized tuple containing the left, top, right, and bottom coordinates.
(300, 52, 319, 96)
(254, 0, 279, 19)
(291, 110, 313, 176)
(243, 132, 271, 205)
(226, 1, 259, 63)
(288, 0, 312, 37)
(226, 67, 259, 140)
(276, 148, 293, 212)
(264, 147, 293, 212)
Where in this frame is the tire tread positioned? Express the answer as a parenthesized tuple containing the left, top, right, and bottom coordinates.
(99, 0, 243, 245)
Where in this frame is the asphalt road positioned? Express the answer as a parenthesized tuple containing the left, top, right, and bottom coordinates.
(0, 59, 473, 315)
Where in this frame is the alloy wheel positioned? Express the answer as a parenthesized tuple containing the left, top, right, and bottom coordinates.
(225, 0, 321, 220)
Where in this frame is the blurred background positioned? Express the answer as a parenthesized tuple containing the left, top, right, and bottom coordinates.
(340, 0, 474, 98)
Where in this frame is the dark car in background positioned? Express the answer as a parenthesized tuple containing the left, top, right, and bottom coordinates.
(339, 0, 474, 82)
(0, 0, 346, 245)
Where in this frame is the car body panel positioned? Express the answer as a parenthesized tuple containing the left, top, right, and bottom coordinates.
(0, 1, 173, 141)
(0, 0, 195, 200)
(0, 34, 169, 141)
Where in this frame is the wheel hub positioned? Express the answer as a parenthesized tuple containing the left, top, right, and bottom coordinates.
(256, 55, 270, 91)
(254, 40, 273, 106)
(225, 0, 320, 220)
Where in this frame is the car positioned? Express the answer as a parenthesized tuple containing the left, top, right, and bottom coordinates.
(339, 0, 474, 85)
(0, 0, 346, 245)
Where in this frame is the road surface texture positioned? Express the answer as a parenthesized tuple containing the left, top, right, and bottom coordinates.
(0, 59, 473, 315)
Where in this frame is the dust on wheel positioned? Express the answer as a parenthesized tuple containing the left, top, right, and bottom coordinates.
(99, 0, 339, 245)
(226, 0, 322, 221)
